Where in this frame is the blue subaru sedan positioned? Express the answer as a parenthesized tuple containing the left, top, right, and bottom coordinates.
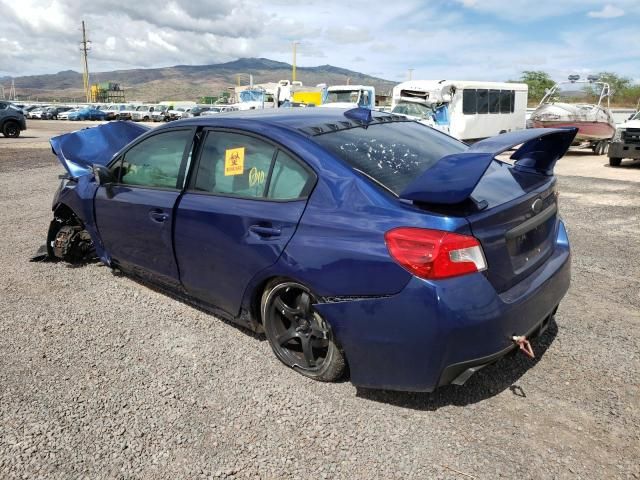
(43, 109, 576, 392)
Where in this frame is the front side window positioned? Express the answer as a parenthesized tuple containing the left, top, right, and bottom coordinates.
(119, 130, 193, 189)
(194, 132, 276, 198)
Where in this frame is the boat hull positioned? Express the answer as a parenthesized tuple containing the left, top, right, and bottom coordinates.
(530, 120, 615, 141)
(529, 102, 615, 142)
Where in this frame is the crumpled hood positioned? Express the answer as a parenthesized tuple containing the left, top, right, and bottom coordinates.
(50, 121, 149, 178)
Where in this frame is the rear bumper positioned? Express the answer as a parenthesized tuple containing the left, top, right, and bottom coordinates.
(315, 220, 571, 392)
(609, 141, 640, 159)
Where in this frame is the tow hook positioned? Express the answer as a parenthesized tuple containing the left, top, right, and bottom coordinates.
(512, 335, 535, 359)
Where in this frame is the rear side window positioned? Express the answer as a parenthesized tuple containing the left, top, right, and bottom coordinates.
(312, 122, 467, 194)
(267, 151, 312, 200)
(194, 132, 275, 198)
(193, 132, 313, 200)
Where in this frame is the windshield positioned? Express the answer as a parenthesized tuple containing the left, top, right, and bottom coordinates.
(238, 90, 264, 103)
(312, 121, 466, 194)
(391, 102, 434, 118)
(632, 111, 640, 121)
(326, 90, 359, 104)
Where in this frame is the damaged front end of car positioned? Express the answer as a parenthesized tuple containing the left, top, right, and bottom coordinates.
(32, 121, 149, 263)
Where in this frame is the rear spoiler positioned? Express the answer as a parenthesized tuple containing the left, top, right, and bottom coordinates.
(50, 121, 149, 178)
(400, 127, 578, 205)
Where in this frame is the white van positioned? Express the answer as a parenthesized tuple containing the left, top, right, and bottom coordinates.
(391, 80, 528, 142)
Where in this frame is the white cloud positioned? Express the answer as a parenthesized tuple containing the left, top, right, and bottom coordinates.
(587, 4, 624, 18)
(0, 0, 636, 86)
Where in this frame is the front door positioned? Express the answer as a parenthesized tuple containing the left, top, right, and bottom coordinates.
(174, 130, 315, 316)
(94, 128, 195, 287)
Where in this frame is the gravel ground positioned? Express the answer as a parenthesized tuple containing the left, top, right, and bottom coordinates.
(1, 121, 639, 479)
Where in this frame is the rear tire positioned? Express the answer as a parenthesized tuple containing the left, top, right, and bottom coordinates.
(261, 280, 345, 382)
(609, 157, 622, 167)
(2, 121, 20, 138)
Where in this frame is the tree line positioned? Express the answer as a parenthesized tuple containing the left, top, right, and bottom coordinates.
(514, 71, 640, 108)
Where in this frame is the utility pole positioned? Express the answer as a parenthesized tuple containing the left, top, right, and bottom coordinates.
(80, 21, 91, 103)
(408, 68, 414, 81)
(0, 85, 4, 100)
(292, 41, 300, 82)
(9, 79, 16, 101)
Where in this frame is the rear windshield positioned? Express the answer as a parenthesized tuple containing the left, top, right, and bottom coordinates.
(312, 121, 467, 194)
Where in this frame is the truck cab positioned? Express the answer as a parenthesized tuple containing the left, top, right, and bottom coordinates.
(319, 85, 375, 110)
(608, 111, 640, 166)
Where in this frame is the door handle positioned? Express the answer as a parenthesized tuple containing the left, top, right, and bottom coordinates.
(149, 209, 169, 223)
(249, 225, 282, 238)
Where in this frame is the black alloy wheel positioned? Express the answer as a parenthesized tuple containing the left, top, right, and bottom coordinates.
(262, 281, 345, 381)
(2, 121, 20, 138)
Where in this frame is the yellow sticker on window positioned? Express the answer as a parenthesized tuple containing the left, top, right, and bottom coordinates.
(224, 147, 245, 176)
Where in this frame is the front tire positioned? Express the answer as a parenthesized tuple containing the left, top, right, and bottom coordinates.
(261, 280, 345, 382)
(2, 121, 20, 138)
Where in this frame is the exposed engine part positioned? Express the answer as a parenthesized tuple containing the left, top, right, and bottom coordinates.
(50, 224, 95, 262)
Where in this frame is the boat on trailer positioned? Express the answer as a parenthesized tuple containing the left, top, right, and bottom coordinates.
(529, 75, 615, 155)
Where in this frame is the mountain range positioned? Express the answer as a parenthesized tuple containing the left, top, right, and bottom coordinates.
(1, 58, 396, 102)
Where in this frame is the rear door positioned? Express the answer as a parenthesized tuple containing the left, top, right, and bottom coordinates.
(94, 128, 195, 287)
(174, 129, 315, 316)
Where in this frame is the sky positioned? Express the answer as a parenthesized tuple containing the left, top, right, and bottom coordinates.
(0, 0, 638, 83)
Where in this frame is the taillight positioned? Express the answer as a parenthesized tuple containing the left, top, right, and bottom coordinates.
(384, 227, 487, 280)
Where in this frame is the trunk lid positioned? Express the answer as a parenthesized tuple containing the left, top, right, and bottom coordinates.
(399, 127, 577, 291)
(466, 162, 558, 292)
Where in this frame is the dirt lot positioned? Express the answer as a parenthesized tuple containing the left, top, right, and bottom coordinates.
(1, 121, 639, 479)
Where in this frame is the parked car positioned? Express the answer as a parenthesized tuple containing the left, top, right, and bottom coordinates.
(199, 105, 239, 116)
(182, 106, 211, 118)
(102, 104, 126, 121)
(28, 107, 48, 119)
(0, 101, 27, 137)
(43, 109, 576, 392)
(43, 106, 72, 120)
(116, 105, 140, 121)
(167, 107, 191, 121)
(58, 108, 80, 120)
(68, 107, 107, 121)
(22, 105, 39, 116)
(608, 110, 640, 167)
(151, 106, 170, 122)
(131, 105, 159, 122)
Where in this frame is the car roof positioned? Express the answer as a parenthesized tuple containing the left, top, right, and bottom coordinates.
(176, 108, 407, 137)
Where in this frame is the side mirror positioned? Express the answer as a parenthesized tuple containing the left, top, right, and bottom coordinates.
(92, 164, 114, 187)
